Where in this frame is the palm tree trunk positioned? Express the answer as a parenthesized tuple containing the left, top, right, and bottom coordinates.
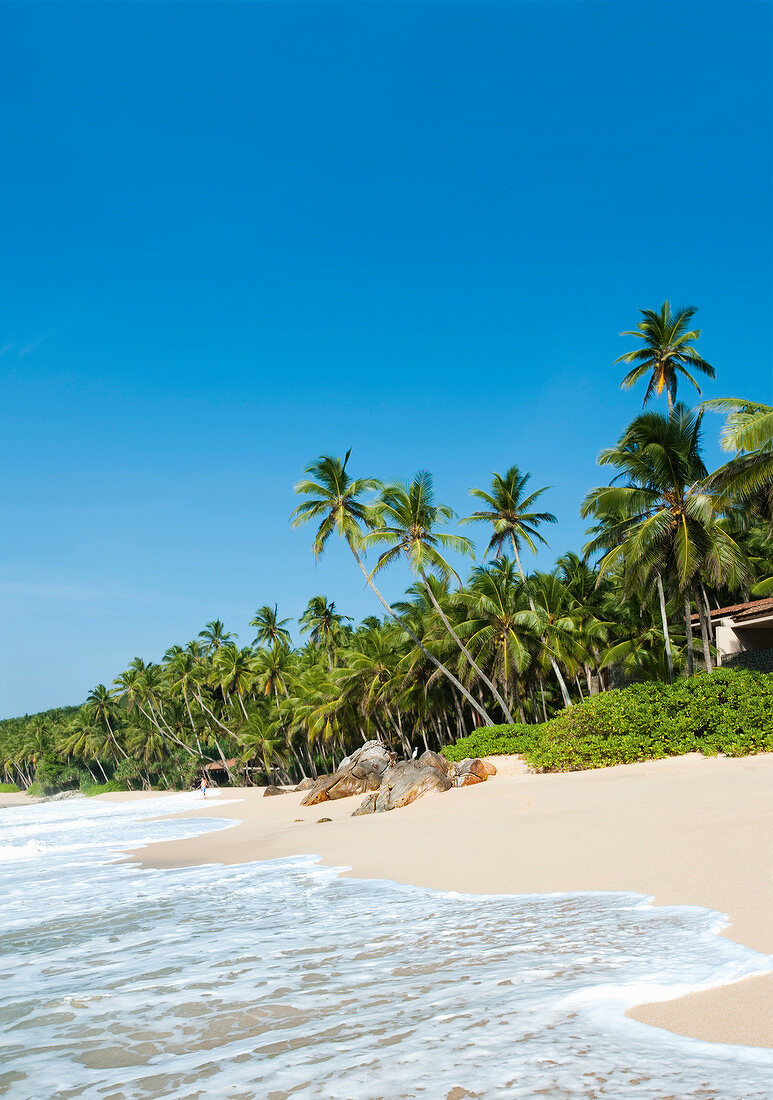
(656, 572, 674, 681)
(549, 656, 573, 708)
(684, 593, 695, 677)
(419, 572, 515, 723)
(347, 541, 494, 726)
(700, 583, 715, 646)
(538, 676, 548, 722)
(103, 713, 129, 759)
(139, 703, 203, 760)
(697, 596, 713, 672)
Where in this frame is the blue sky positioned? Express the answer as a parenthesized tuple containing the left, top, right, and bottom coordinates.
(1, 1, 771, 718)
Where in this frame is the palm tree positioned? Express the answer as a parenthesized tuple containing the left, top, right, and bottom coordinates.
(582, 406, 749, 675)
(462, 466, 556, 577)
(616, 301, 715, 416)
(366, 472, 514, 722)
(462, 467, 568, 703)
(213, 645, 257, 720)
(198, 620, 235, 654)
(703, 398, 773, 520)
(250, 605, 292, 649)
(292, 452, 495, 726)
(453, 559, 538, 721)
(85, 684, 127, 759)
(299, 595, 351, 668)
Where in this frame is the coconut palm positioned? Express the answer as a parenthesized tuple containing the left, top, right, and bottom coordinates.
(299, 595, 351, 668)
(250, 605, 292, 649)
(366, 471, 514, 722)
(703, 399, 773, 520)
(292, 452, 495, 726)
(198, 620, 235, 654)
(462, 466, 556, 577)
(582, 406, 749, 674)
(213, 645, 257, 720)
(616, 301, 715, 416)
(85, 684, 128, 759)
(453, 559, 538, 720)
(463, 466, 568, 703)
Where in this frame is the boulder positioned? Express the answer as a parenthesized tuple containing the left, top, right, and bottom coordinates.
(263, 785, 289, 797)
(352, 760, 452, 815)
(416, 749, 452, 778)
(482, 760, 497, 777)
(300, 741, 395, 806)
(294, 777, 315, 791)
(455, 771, 486, 787)
(451, 758, 490, 786)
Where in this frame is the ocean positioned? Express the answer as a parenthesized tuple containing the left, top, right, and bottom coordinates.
(1, 793, 771, 1099)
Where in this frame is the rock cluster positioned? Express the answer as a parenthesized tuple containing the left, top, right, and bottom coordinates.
(297, 741, 495, 816)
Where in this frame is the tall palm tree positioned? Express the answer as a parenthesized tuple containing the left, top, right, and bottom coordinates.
(198, 620, 235, 654)
(462, 466, 556, 578)
(250, 605, 292, 649)
(453, 559, 538, 720)
(291, 452, 495, 726)
(299, 595, 351, 668)
(366, 472, 513, 722)
(582, 406, 749, 675)
(462, 467, 568, 704)
(616, 301, 715, 416)
(85, 684, 127, 759)
(213, 645, 257, 720)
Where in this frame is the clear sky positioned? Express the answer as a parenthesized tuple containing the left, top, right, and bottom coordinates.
(1, 0, 771, 718)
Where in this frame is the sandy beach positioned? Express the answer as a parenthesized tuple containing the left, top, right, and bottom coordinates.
(5, 753, 771, 1052)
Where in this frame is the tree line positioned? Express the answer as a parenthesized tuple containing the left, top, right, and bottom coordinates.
(2, 301, 772, 792)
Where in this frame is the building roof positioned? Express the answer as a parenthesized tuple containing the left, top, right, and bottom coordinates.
(691, 597, 773, 624)
(203, 758, 237, 771)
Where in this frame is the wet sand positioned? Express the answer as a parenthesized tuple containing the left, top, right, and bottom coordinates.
(8, 754, 771, 1049)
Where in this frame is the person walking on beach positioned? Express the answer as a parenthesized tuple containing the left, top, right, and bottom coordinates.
(199, 775, 207, 799)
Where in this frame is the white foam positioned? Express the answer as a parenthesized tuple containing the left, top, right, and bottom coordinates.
(0, 795, 771, 1099)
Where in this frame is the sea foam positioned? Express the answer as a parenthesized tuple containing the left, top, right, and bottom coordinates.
(1, 793, 771, 1099)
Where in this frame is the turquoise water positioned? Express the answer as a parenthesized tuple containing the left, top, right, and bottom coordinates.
(1, 793, 771, 1099)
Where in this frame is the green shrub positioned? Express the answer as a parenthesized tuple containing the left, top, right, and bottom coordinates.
(443, 669, 773, 772)
(83, 779, 128, 796)
(25, 782, 45, 797)
(0, 782, 20, 793)
(442, 722, 542, 762)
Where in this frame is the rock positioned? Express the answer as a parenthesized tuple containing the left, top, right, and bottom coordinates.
(294, 777, 315, 791)
(455, 772, 486, 787)
(352, 760, 452, 815)
(351, 792, 378, 816)
(294, 818, 303, 822)
(451, 758, 489, 786)
(301, 741, 396, 806)
(317, 817, 332, 823)
(349, 741, 397, 781)
(482, 761, 497, 777)
(263, 786, 289, 797)
(416, 749, 452, 778)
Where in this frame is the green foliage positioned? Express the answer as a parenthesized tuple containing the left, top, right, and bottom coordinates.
(442, 723, 541, 762)
(34, 754, 84, 795)
(0, 782, 20, 793)
(444, 670, 773, 772)
(25, 782, 45, 797)
(82, 779, 128, 795)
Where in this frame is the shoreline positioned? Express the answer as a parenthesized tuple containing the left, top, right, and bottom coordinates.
(6, 753, 772, 1049)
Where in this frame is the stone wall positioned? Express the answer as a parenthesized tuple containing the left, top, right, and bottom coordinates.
(722, 647, 773, 673)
